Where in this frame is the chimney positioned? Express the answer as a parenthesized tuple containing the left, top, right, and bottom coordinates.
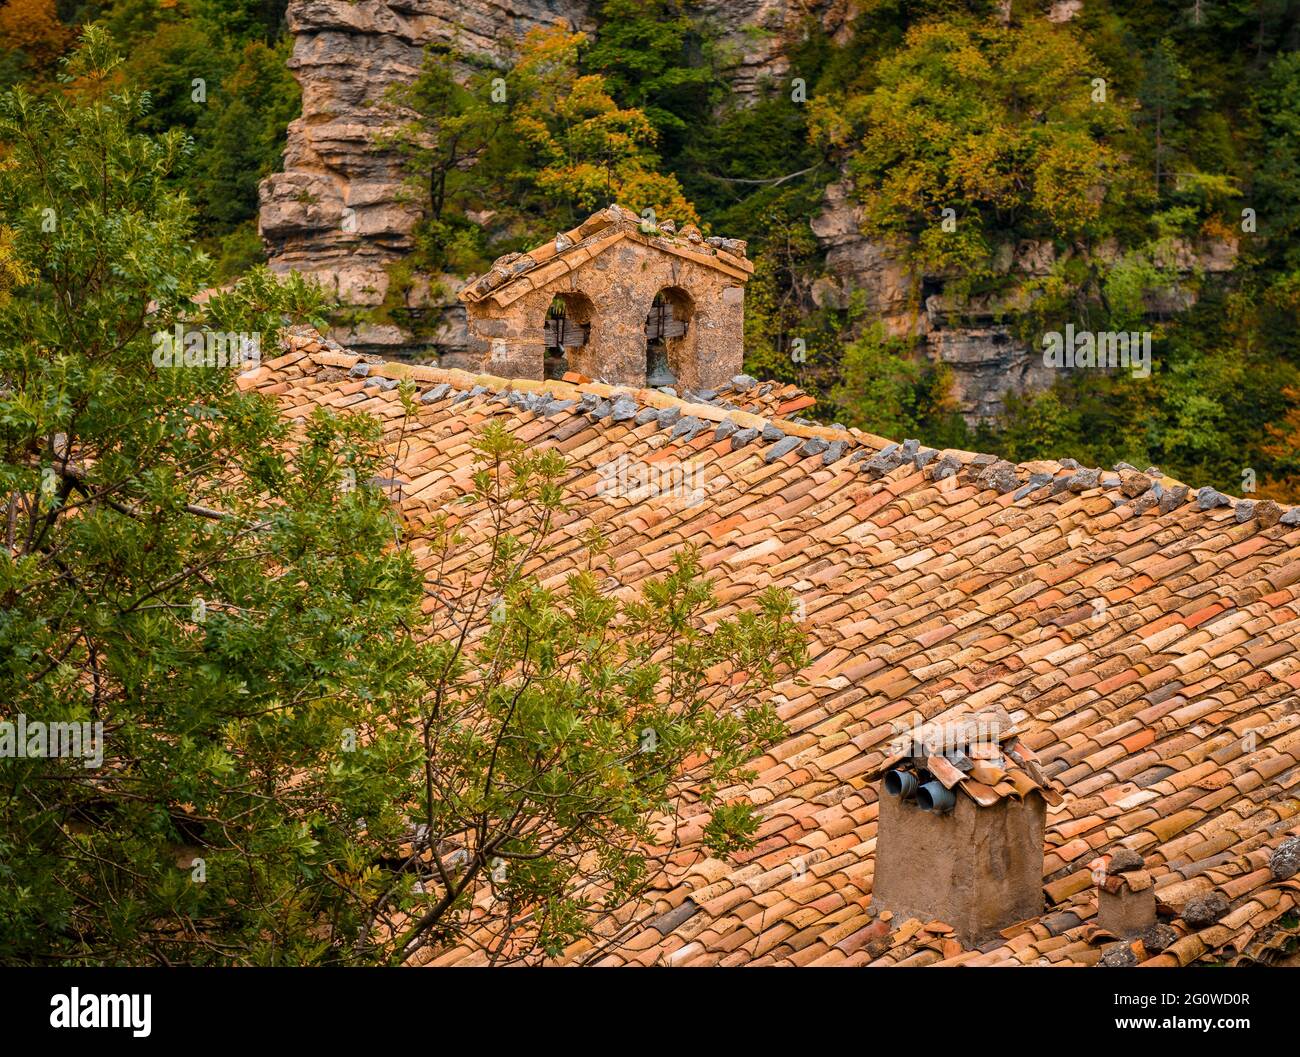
(1092, 849, 1156, 937)
(871, 709, 1060, 945)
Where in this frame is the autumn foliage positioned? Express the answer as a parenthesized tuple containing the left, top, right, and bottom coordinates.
(0, 0, 69, 71)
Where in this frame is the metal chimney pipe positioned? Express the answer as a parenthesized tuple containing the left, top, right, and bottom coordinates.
(916, 780, 956, 814)
(884, 769, 918, 798)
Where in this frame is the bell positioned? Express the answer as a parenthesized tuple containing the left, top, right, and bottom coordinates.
(646, 347, 677, 388)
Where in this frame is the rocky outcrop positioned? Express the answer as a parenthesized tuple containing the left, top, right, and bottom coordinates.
(259, 0, 592, 361)
(692, 0, 860, 97)
(260, 0, 850, 362)
(808, 179, 914, 330)
(809, 180, 1063, 421)
(809, 179, 1239, 423)
(261, 0, 1235, 421)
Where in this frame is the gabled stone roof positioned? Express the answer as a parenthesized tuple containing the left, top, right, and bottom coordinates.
(457, 204, 755, 309)
(240, 327, 1300, 967)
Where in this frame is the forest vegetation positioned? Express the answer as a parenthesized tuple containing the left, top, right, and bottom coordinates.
(5, 0, 1298, 495)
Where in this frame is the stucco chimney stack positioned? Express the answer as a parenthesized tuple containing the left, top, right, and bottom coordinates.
(871, 708, 1060, 945)
(1092, 849, 1157, 937)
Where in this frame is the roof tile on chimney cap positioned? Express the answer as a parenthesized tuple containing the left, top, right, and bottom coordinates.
(872, 709, 1062, 809)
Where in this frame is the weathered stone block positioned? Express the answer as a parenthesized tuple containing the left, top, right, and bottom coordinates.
(1099, 877, 1156, 937)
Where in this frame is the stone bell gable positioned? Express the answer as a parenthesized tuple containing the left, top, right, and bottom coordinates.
(457, 205, 753, 390)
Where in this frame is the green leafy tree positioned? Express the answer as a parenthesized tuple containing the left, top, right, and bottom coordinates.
(509, 24, 696, 226)
(377, 46, 507, 273)
(1253, 51, 1300, 269)
(382, 24, 698, 272)
(830, 322, 953, 441)
(389, 423, 805, 962)
(113, 2, 297, 268)
(984, 389, 1084, 465)
(122, 19, 233, 142)
(0, 30, 802, 965)
(1138, 38, 1186, 198)
(809, 17, 1142, 276)
(586, 0, 723, 159)
(190, 39, 299, 230)
(0, 28, 423, 965)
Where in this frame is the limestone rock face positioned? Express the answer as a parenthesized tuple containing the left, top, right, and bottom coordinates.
(260, 0, 849, 361)
(259, 0, 590, 360)
(690, 0, 859, 97)
(262, 0, 1234, 418)
(808, 178, 1239, 424)
(809, 181, 914, 327)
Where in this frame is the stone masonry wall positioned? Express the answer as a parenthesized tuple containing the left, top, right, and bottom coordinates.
(466, 234, 747, 389)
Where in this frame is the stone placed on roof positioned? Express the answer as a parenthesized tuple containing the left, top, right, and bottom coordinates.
(823, 440, 848, 465)
(979, 459, 1021, 494)
(671, 416, 707, 441)
(610, 397, 638, 422)
(1107, 848, 1145, 873)
(1256, 500, 1284, 528)
(1271, 836, 1300, 880)
(1158, 484, 1190, 513)
(929, 453, 962, 481)
(1197, 485, 1232, 510)
(1182, 891, 1229, 928)
(765, 436, 803, 463)
(1118, 469, 1152, 498)
(1067, 467, 1101, 492)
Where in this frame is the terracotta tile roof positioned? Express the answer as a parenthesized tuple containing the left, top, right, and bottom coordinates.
(244, 327, 1300, 967)
(458, 204, 755, 308)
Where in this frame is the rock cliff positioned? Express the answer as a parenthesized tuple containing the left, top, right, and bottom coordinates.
(260, 0, 590, 361)
(810, 179, 1238, 422)
(259, 0, 850, 363)
(258, 0, 1235, 421)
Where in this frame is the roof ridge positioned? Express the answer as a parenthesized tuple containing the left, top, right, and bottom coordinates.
(267, 331, 1298, 526)
(305, 348, 887, 447)
(458, 203, 753, 306)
